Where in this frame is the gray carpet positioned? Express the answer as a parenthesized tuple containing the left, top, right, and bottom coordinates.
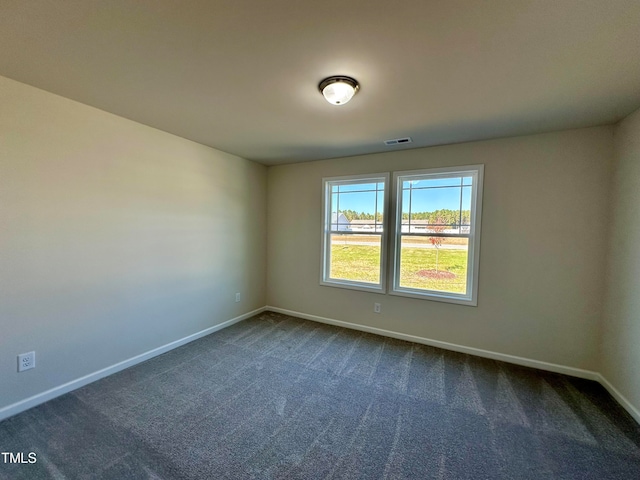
(1, 311, 639, 479)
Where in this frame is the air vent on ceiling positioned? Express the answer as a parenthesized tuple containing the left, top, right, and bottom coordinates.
(384, 137, 412, 146)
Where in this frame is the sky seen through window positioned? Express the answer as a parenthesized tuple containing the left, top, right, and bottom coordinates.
(332, 177, 472, 215)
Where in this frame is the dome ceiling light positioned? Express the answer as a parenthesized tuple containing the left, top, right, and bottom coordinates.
(318, 76, 360, 105)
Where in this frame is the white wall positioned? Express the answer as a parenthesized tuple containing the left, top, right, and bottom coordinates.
(0, 76, 267, 411)
(267, 127, 613, 371)
(602, 107, 640, 413)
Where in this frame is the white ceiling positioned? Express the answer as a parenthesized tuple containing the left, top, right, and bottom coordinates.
(1, 0, 639, 165)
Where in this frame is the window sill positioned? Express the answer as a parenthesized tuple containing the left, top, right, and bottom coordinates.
(389, 287, 477, 306)
(320, 279, 385, 294)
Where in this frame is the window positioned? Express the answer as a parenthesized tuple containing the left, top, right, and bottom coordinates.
(391, 165, 484, 305)
(321, 165, 483, 306)
(321, 173, 389, 292)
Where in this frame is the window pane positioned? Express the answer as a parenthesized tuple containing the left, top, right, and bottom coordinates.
(398, 236, 469, 294)
(410, 186, 461, 218)
(330, 234, 381, 283)
(401, 188, 410, 231)
(336, 182, 379, 193)
(406, 187, 464, 230)
(404, 177, 464, 189)
(349, 220, 382, 232)
(461, 186, 472, 228)
(334, 191, 376, 219)
(330, 211, 351, 231)
(376, 189, 384, 225)
(330, 185, 381, 232)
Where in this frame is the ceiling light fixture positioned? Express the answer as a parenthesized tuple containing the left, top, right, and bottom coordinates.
(319, 76, 359, 105)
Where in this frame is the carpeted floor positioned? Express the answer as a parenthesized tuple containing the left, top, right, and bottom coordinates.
(1, 311, 639, 479)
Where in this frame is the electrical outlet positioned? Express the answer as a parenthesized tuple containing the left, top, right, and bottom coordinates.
(374, 303, 381, 314)
(18, 352, 35, 372)
(235, 292, 241, 303)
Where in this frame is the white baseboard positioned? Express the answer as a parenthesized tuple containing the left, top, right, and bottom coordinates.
(267, 306, 640, 424)
(0, 307, 265, 422)
(596, 373, 640, 424)
(4, 305, 639, 428)
(267, 306, 601, 380)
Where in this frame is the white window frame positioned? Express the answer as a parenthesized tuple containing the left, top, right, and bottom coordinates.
(390, 165, 484, 306)
(320, 173, 389, 293)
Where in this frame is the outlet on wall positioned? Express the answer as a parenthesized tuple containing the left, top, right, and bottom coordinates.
(235, 292, 241, 303)
(374, 303, 381, 314)
(18, 352, 35, 372)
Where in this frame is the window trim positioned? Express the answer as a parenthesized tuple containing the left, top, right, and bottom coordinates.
(389, 165, 484, 306)
(320, 173, 389, 293)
